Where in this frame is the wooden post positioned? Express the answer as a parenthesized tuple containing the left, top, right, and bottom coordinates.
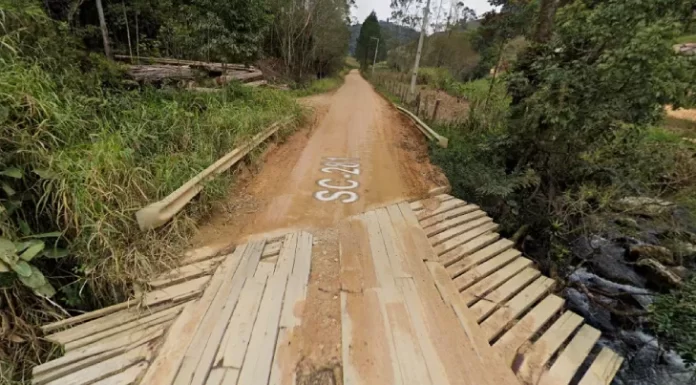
(432, 99, 441, 121)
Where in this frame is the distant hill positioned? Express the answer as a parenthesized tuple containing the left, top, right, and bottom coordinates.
(349, 21, 419, 56)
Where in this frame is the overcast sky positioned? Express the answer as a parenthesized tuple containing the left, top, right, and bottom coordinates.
(352, 0, 496, 25)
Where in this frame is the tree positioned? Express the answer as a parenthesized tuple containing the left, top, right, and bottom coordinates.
(355, 11, 385, 69)
(502, 0, 696, 226)
(266, 0, 351, 80)
(95, 0, 112, 58)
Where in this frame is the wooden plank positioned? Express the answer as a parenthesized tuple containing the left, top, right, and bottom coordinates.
(204, 368, 226, 385)
(462, 262, 536, 306)
(426, 212, 489, 239)
(397, 277, 451, 385)
(45, 302, 176, 345)
(578, 347, 624, 385)
(181, 245, 232, 266)
(366, 208, 431, 385)
(45, 343, 151, 385)
(493, 294, 565, 365)
(139, 245, 247, 385)
(471, 268, 545, 320)
(143, 275, 211, 307)
(280, 232, 312, 328)
(362, 212, 400, 292)
(149, 257, 223, 289)
(480, 277, 555, 341)
(447, 239, 515, 278)
(420, 204, 479, 229)
(441, 233, 500, 266)
(385, 297, 434, 385)
(416, 199, 467, 221)
(92, 361, 148, 385)
(433, 221, 499, 256)
(33, 326, 164, 385)
(254, 261, 276, 280)
(41, 300, 140, 334)
(341, 290, 404, 385)
(538, 325, 602, 385)
(223, 369, 239, 384)
(64, 304, 183, 351)
(516, 311, 584, 384)
(376, 207, 410, 278)
(397, 201, 438, 262)
(221, 279, 266, 368)
(388, 203, 523, 385)
(430, 216, 493, 246)
(236, 274, 288, 385)
(410, 194, 454, 211)
(261, 241, 283, 259)
(185, 241, 266, 385)
(452, 249, 520, 291)
(426, 261, 496, 361)
(274, 232, 298, 278)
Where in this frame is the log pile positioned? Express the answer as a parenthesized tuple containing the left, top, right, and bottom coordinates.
(114, 55, 264, 86)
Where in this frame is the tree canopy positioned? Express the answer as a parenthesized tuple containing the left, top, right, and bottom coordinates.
(355, 12, 386, 69)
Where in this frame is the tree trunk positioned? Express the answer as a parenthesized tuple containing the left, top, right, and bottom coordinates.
(135, 11, 140, 61)
(535, 0, 559, 43)
(95, 0, 112, 59)
(122, 2, 133, 59)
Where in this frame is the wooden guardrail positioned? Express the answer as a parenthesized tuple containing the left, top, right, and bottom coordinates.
(396, 105, 449, 148)
(136, 119, 291, 230)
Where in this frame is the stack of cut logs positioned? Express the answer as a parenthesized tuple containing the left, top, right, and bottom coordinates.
(115, 55, 266, 88)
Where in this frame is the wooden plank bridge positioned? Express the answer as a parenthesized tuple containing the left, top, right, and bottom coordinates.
(33, 195, 623, 385)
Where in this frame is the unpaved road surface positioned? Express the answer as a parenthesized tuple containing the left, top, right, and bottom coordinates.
(195, 70, 446, 245)
(192, 70, 446, 380)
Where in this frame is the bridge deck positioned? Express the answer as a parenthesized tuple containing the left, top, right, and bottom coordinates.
(412, 194, 624, 385)
(32, 197, 623, 385)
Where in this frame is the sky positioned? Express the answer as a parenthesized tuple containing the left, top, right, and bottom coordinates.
(352, 0, 496, 25)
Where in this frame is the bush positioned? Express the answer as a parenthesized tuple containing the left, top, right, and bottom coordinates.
(652, 277, 696, 365)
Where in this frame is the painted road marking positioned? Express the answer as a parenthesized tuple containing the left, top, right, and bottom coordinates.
(314, 157, 360, 203)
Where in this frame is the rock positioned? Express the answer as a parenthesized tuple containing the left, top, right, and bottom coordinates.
(629, 245, 675, 265)
(636, 258, 682, 288)
(615, 217, 640, 229)
(563, 287, 616, 332)
(573, 236, 646, 287)
(670, 266, 691, 280)
(609, 330, 693, 385)
(569, 268, 653, 309)
(665, 240, 696, 266)
(612, 196, 675, 217)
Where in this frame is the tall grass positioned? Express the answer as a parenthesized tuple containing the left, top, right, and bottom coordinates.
(0, 3, 303, 381)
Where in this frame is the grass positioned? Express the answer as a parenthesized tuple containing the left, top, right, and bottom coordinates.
(290, 67, 351, 97)
(0, 4, 304, 382)
(676, 34, 696, 44)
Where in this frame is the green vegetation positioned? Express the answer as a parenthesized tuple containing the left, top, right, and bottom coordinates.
(676, 34, 696, 44)
(396, 0, 696, 365)
(652, 277, 696, 364)
(0, 2, 310, 381)
(355, 12, 386, 70)
(290, 74, 346, 97)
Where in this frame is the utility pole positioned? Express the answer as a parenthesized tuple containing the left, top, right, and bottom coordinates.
(95, 0, 112, 59)
(410, 0, 431, 97)
(371, 37, 380, 77)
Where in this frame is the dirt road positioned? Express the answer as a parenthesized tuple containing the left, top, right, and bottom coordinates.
(195, 70, 445, 245)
